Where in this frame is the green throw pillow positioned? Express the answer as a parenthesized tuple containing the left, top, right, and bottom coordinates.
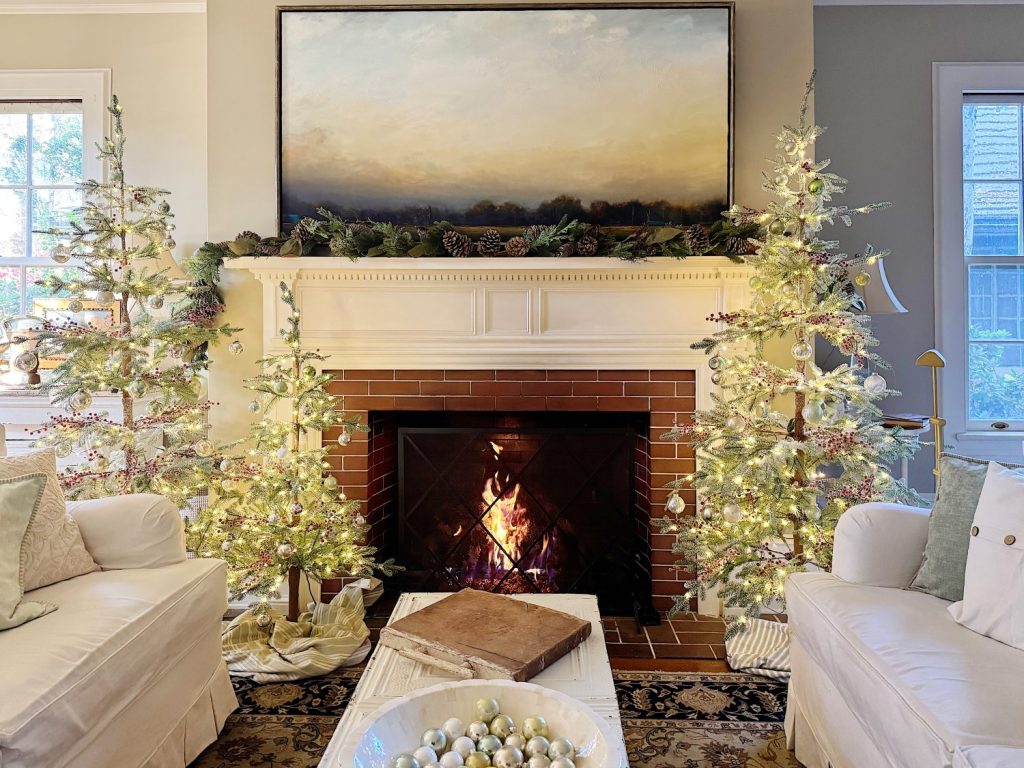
(0, 472, 55, 631)
(910, 453, 1024, 602)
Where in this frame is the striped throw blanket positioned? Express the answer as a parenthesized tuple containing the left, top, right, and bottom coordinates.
(724, 618, 791, 682)
(221, 579, 380, 682)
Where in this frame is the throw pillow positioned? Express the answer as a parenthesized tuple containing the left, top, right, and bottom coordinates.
(0, 450, 97, 591)
(0, 473, 57, 630)
(948, 462, 1024, 650)
(910, 453, 1024, 602)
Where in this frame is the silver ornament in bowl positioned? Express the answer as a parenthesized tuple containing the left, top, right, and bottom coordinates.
(547, 738, 575, 760)
(392, 754, 421, 768)
(526, 757, 552, 768)
(442, 717, 466, 740)
(504, 733, 527, 751)
(522, 717, 549, 740)
(412, 747, 437, 766)
(525, 735, 551, 757)
(489, 714, 515, 739)
(466, 721, 490, 741)
(476, 734, 502, 757)
(492, 745, 524, 768)
(421, 728, 447, 753)
(450, 736, 476, 758)
(438, 754, 463, 768)
(549, 759, 575, 768)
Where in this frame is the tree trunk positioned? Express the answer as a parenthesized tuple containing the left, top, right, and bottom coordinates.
(287, 565, 300, 622)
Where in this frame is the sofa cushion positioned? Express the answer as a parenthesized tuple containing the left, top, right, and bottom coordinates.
(0, 559, 227, 766)
(0, 449, 97, 591)
(787, 572, 1024, 767)
(0, 474, 53, 630)
(955, 745, 1024, 768)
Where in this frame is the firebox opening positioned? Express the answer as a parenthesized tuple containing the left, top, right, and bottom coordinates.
(373, 411, 652, 616)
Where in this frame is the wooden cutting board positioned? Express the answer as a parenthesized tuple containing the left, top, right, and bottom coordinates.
(378, 589, 593, 681)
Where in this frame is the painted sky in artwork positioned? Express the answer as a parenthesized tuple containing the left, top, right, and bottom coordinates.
(280, 7, 730, 218)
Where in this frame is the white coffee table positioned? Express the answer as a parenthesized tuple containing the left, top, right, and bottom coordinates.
(318, 592, 624, 766)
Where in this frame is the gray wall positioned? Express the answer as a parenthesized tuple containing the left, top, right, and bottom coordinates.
(814, 4, 1024, 489)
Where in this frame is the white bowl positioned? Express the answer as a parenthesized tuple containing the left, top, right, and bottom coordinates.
(343, 678, 629, 768)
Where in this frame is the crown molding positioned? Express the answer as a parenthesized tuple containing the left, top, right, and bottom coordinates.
(0, 1, 204, 13)
(816, 0, 1024, 5)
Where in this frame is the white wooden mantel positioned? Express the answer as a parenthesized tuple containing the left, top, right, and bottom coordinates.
(228, 256, 752, 413)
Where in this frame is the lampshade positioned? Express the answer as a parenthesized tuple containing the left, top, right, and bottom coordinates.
(858, 258, 907, 315)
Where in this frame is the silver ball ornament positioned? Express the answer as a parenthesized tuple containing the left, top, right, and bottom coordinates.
(504, 734, 526, 751)
(52, 243, 72, 263)
(276, 542, 294, 558)
(864, 373, 887, 395)
(450, 736, 476, 758)
(392, 755, 421, 768)
(54, 442, 72, 459)
(290, 502, 304, 516)
(801, 401, 825, 425)
(14, 350, 38, 372)
(723, 503, 743, 523)
(277, 445, 289, 459)
(247, 400, 261, 413)
(413, 747, 438, 766)
(255, 613, 272, 628)
(221, 540, 232, 552)
(526, 757, 552, 768)
(725, 414, 746, 431)
(492, 746, 524, 768)
(442, 718, 466, 740)
(701, 506, 714, 521)
(267, 512, 280, 525)
(95, 289, 115, 306)
(337, 429, 352, 446)
(791, 340, 814, 362)
(708, 355, 724, 371)
(228, 340, 244, 356)
(547, 738, 575, 761)
(549, 759, 575, 768)
(148, 294, 164, 311)
(476, 735, 502, 757)
(438, 754, 464, 768)
(421, 728, 447, 752)
(272, 380, 288, 395)
(710, 372, 723, 386)
(126, 379, 147, 398)
(194, 439, 214, 457)
(525, 736, 551, 757)
(219, 458, 233, 472)
(69, 390, 93, 412)
(466, 721, 490, 741)
(68, 298, 84, 313)
(665, 494, 686, 515)
(783, 140, 798, 154)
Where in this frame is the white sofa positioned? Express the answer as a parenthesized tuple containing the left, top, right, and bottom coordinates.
(785, 502, 1024, 768)
(0, 493, 237, 768)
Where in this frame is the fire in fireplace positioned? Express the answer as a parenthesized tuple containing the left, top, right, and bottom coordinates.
(391, 412, 652, 615)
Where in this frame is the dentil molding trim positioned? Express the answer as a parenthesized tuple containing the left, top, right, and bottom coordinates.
(0, 1, 204, 13)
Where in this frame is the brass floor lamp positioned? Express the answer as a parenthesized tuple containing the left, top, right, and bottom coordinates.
(915, 349, 946, 492)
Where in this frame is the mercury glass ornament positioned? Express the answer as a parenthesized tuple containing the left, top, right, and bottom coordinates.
(748, 275, 762, 289)
(126, 379, 147, 398)
(54, 442, 73, 458)
(220, 540, 232, 552)
(277, 445, 289, 459)
(725, 414, 746, 431)
(853, 270, 872, 287)
(228, 340, 244, 356)
(549, 759, 575, 768)
(219, 458, 233, 472)
(526, 757, 552, 768)
(68, 298, 84, 313)
(466, 721, 490, 741)
(69, 390, 93, 411)
(547, 738, 575, 761)
(783, 140, 798, 154)
(421, 729, 447, 752)
(290, 502, 304, 516)
(808, 178, 824, 194)
(504, 734, 526, 751)
(701, 506, 714, 521)
(52, 243, 72, 263)
(772, 173, 787, 186)
(148, 294, 164, 311)
(14, 350, 38, 372)
(147, 399, 163, 417)
(489, 714, 514, 739)
(221, 478, 235, 492)
(801, 401, 825, 425)
(525, 736, 551, 757)
(493, 746, 524, 768)
(710, 372, 723, 386)
(272, 380, 288, 395)
(708, 355, 724, 371)
(392, 755, 421, 768)
(194, 439, 214, 457)
(451, 736, 476, 758)
(413, 747, 438, 765)
(247, 400, 260, 413)
(665, 494, 686, 515)
(438, 754, 464, 768)
(302, 364, 317, 378)
(476, 735, 502, 757)
(276, 542, 294, 558)
(164, 237, 176, 250)
(864, 373, 887, 395)
(255, 613, 271, 628)
(464, 754, 489, 768)
(723, 503, 743, 523)
(95, 289, 115, 306)
(267, 512, 280, 525)
(301, 403, 314, 417)
(791, 340, 814, 362)
(324, 475, 338, 490)
(337, 429, 352, 447)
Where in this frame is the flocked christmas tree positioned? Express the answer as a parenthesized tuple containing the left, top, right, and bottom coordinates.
(187, 282, 396, 622)
(658, 82, 920, 636)
(28, 96, 236, 506)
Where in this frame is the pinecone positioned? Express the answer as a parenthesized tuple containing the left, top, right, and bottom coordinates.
(505, 236, 531, 257)
(576, 235, 598, 257)
(478, 229, 503, 254)
(726, 236, 756, 256)
(557, 242, 577, 258)
(684, 224, 711, 255)
(524, 225, 545, 242)
(442, 230, 474, 258)
(348, 222, 371, 236)
(293, 217, 319, 242)
(236, 230, 261, 243)
(255, 240, 279, 257)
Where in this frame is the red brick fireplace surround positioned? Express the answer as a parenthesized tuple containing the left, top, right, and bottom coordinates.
(322, 368, 697, 613)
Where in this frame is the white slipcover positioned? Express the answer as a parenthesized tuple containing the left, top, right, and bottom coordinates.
(0, 494, 237, 768)
(786, 501, 1024, 768)
(67, 493, 187, 570)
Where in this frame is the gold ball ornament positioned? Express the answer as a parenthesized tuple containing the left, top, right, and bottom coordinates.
(324, 475, 338, 489)
(808, 178, 824, 194)
(489, 714, 515, 739)
(194, 439, 214, 457)
(464, 753, 489, 768)
(68, 298, 84, 313)
(476, 698, 500, 722)
(853, 271, 872, 287)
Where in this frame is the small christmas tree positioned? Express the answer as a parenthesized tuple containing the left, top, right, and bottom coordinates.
(187, 282, 396, 621)
(659, 82, 920, 636)
(28, 96, 236, 506)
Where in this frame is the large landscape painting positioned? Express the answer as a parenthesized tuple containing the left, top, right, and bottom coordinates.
(279, 4, 733, 229)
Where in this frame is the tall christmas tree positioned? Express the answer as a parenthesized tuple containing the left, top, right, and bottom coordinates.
(28, 96, 236, 506)
(659, 83, 919, 636)
(187, 282, 395, 621)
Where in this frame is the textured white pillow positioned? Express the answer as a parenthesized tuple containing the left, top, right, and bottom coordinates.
(949, 462, 1024, 650)
(0, 450, 98, 591)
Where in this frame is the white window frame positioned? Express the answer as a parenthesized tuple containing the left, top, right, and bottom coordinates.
(0, 69, 109, 314)
(935, 62, 1024, 462)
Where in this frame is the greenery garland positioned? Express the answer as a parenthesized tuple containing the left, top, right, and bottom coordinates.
(204, 208, 759, 263)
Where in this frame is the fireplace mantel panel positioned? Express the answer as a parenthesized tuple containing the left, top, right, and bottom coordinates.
(228, 256, 751, 376)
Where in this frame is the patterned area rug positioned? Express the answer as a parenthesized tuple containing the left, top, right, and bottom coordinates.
(191, 669, 798, 768)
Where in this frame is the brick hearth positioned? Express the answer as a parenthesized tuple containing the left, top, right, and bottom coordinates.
(323, 369, 697, 612)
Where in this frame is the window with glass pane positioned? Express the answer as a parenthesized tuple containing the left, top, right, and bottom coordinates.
(964, 97, 1024, 423)
(0, 100, 83, 317)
